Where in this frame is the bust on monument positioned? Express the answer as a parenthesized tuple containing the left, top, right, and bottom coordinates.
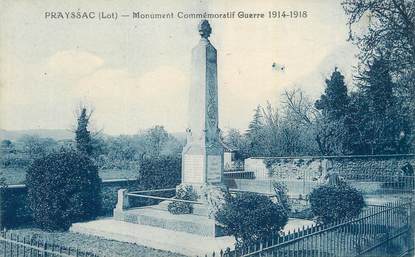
(198, 20, 212, 38)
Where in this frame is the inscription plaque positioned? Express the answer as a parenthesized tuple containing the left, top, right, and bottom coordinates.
(207, 155, 221, 183)
(183, 155, 203, 183)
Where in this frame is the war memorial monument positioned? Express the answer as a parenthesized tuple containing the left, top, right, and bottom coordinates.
(71, 20, 235, 255)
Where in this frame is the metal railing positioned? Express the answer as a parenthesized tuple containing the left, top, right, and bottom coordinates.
(114, 188, 203, 212)
(224, 171, 255, 180)
(117, 187, 281, 213)
(224, 162, 245, 172)
(203, 200, 414, 257)
(0, 231, 98, 257)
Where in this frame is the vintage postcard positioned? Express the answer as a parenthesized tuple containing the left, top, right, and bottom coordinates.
(0, 0, 414, 256)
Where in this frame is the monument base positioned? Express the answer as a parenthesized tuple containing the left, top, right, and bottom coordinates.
(113, 205, 226, 237)
(112, 183, 229, 237)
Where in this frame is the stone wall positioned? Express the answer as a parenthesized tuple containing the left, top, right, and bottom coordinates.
(0, 179, 140, 229)
(244, 155, 415, 181)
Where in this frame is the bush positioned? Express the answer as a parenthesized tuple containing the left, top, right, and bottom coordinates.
(168, 185, 197, 215)
(309, 183, 365, 224)
(26, 148, 102, 231)
(138, 156, 181, 190)
(216, 192, 288, 246)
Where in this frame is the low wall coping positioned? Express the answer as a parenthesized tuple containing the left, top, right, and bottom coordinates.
(6, 178, 139, 189)
(246, 154, 415, 160)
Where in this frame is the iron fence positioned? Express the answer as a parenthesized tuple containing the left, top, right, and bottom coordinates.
(203, 200, 414, 257)
(224, 171, 255, 180)
(0, 231, 98, 257)
(224, 162, 245, 172)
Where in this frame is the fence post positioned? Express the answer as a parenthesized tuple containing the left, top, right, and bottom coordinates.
(0, 188, 5, 230)
(2, 230, 6, 257)
(115, 189, 130, 211)
(43, 240, 47, 257)
(259, 240, 263, 257)
(10, 233, 13, 257)
(16, 234, 20, 257)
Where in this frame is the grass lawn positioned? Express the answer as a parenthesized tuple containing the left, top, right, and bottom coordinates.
(1, 167, 138, 185)
(1, 167, 26, 185)
(10, 228, 186, 257)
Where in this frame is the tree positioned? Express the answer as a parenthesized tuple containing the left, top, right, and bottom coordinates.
(223, 129, 250, 160)
(18, 135, 58, 159)
(281, 89, 317, 126)
(138, 155, 181, 190)
(75, 108, 92, 155)
(0, 140, 14, 154)
(246, 106, 268, 157)
(350, 57, 411, 154)
(314, 68, 351, 155)
(342, 0, 415, 76)
(315, 68, 350, 119)
(261, 102, 281, 156)
(26, 149, 102, 231)
(342, 0, 415, 153)
(246, 105, 264, 136)
(142, 126, 169, 158)
(159, 136, 183, 158)
(279, 89, 320, 156)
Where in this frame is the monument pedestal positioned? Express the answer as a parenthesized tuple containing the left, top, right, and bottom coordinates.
(113, 203, 227, 237)
(113, 183, 229, 237)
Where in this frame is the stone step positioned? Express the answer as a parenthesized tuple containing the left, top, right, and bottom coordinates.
(113, 207, 225, 237)
(70, 219, 235, 256)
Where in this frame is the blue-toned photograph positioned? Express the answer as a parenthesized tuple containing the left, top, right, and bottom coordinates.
(0, 0, 414, 256)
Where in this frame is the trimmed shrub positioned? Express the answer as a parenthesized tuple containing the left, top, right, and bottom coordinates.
(168, 185, 197, 215)
(309, 183, 365, 224)
(138, 156, 181, 190)
(216, 192, 288, 246)
(26, 148, 102, 231)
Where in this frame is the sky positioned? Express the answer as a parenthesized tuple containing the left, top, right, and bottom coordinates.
(0, 0, 360, 135)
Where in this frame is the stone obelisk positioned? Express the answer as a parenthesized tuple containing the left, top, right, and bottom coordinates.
(182, 20, 224, 188)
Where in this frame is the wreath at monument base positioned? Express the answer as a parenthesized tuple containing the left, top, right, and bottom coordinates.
(167, 184, 197, 215)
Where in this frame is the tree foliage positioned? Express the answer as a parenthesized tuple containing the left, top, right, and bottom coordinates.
(246, 106, 269, 157)
(315, 68, 351, 155)
(26, 149, 102, 231)
(315, 68, 350, 119)
(226, 94, 320, 159)
(342, 0, 415, 76)
(348, 57, 412, 154)
(342, 0, 415, 154)
(138, 155, 181, 190)
(223, 128, 250, 160)
(75, 108, 92, 155)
